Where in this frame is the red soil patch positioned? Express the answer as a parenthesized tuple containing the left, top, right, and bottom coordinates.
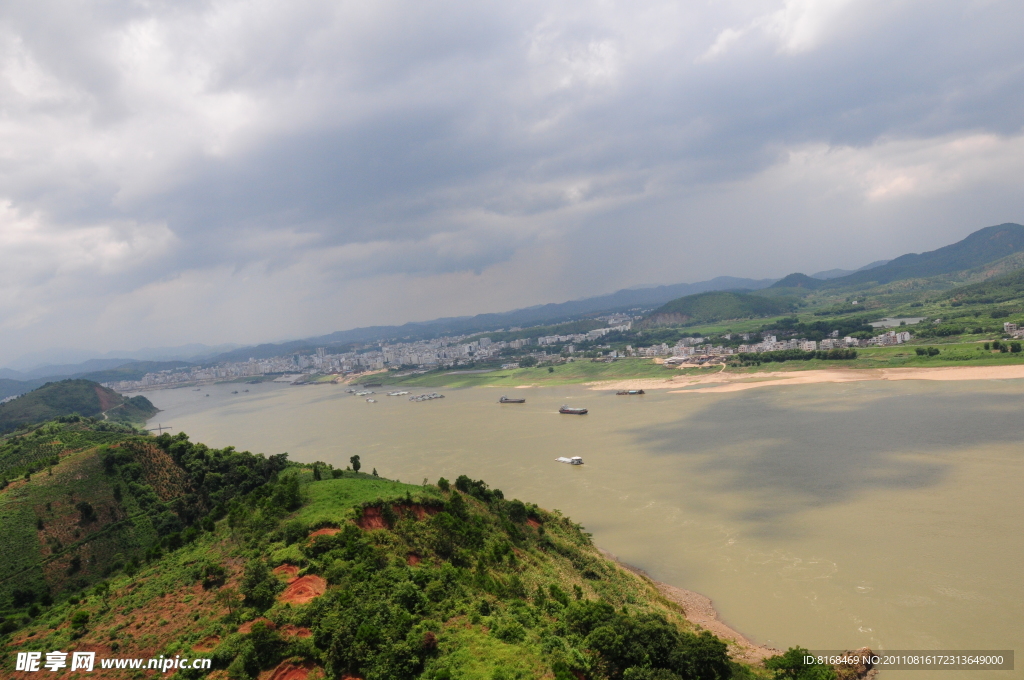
(238, 617, 276, 634)
(273, 564, 300, 581)
(260, 660, 325, 680)
(308, 527, 340, 538)
(281, 625, 312, 638)
(356, 503, 440, 529)
(526, 518, 541, 528)
(279, 575, 327, 605)
(406, 553, 421, 566)
(358, 507, 387, 529)
(95, 385, 120, 413)
(194, 635, 221, 652)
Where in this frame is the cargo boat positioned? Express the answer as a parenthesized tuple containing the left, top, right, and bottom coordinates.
(499, 396, 526, 403)
(556, 456, 584, 465)
(559, 406, 588, 415)
(616, 389, 645, 395)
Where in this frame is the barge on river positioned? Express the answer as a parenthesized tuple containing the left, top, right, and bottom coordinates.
(556, 456, 584, 465)
(499, 396, 526, 403)
(559, 405, 588, 415)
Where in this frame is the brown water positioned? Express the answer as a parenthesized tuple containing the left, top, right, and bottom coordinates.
(145, 380, 1023, 678)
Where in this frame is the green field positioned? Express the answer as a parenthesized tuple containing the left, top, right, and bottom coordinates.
(391, 358, 678, 388)
(379, 340, 1024, 389)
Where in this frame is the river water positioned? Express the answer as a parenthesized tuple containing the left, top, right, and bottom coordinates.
(144, 380, 1023, 678)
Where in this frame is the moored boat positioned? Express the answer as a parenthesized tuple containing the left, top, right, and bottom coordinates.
(615, 389, 645, 395)
(559, 405, 588, 415)
(499, 396, 526, 403)
(555, 456, 584, 465)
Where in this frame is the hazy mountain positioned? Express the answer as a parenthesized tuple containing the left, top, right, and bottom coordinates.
(2, 358, 140, 381)
(208, 275, 778, 361)
(644, 291, 795, 327)
(4, 343, 241, 374)
(769, 273, 829, 290)
(810, 259, 891, 279)
(822, 223, 1024, 287)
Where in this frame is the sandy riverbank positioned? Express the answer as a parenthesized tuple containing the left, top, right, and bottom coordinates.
(601, 550, 781, 664)
(589, 364, 1024, 394)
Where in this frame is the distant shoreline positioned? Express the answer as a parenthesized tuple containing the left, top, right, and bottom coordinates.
(589, 364, 1024, 394)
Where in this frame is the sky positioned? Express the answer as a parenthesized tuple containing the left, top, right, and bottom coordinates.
(1, 0, 1023, 367)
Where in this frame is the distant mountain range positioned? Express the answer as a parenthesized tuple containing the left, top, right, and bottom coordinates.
(772, 223, 1024, 290)
(810, 260, 891, 280)
(203, 275, 780, 363)
(1, 343, 241, 375)
(4, 222, 1024, 392)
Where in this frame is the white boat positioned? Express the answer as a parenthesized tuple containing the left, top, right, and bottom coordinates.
(366, 398, 377, 403)
(555, 456, 584, 465)
(387, 391, 410, 396)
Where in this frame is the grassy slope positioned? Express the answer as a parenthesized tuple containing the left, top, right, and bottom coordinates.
(3, 458, 769, 680)
(647, 292, 793, 326)
(0, 427, 163, 608)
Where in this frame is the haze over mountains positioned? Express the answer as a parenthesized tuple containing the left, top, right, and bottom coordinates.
(4, 223, 1023, 390)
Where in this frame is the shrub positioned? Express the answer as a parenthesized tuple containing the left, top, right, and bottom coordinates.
(70, 611, 90, 630)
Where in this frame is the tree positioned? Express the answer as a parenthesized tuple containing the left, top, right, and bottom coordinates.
(350, 455, 361, 474)
(372, 468, 378, 477)
(548, 367, 555, 373)
(764, 647, 837, 679)
(312, 464, 322, 481)
(240, 559, 278, 611)
(215, 587, 243, 617)
(437, 477, 450, 492)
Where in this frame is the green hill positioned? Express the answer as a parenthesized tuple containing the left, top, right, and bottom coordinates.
(0, 379, 158, 434)
(940, 267, 1024, 305)
(0, 423, 808, 680)
(768, 273, 827, 290)
(824, 223, 1024, 287)
(644, 291, 794, 327)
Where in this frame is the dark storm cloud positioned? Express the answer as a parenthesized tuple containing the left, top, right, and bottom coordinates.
(0, 0, 1022, 360)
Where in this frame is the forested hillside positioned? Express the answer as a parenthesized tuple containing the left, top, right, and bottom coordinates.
(644, 292, 794, 328)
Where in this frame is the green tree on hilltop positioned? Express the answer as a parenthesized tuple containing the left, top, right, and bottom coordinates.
(350, 455, 361, 474)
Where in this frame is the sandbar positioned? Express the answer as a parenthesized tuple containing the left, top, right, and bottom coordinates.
(589, 365, 1024, 394)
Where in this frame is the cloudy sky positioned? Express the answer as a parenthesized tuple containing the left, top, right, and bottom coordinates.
(1, 0, 1022, 366)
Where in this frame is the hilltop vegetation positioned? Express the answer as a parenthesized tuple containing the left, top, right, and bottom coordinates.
(644, 293, 793, 328)
(0, 380, 157, 434)
(0, 420, 812, 680)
